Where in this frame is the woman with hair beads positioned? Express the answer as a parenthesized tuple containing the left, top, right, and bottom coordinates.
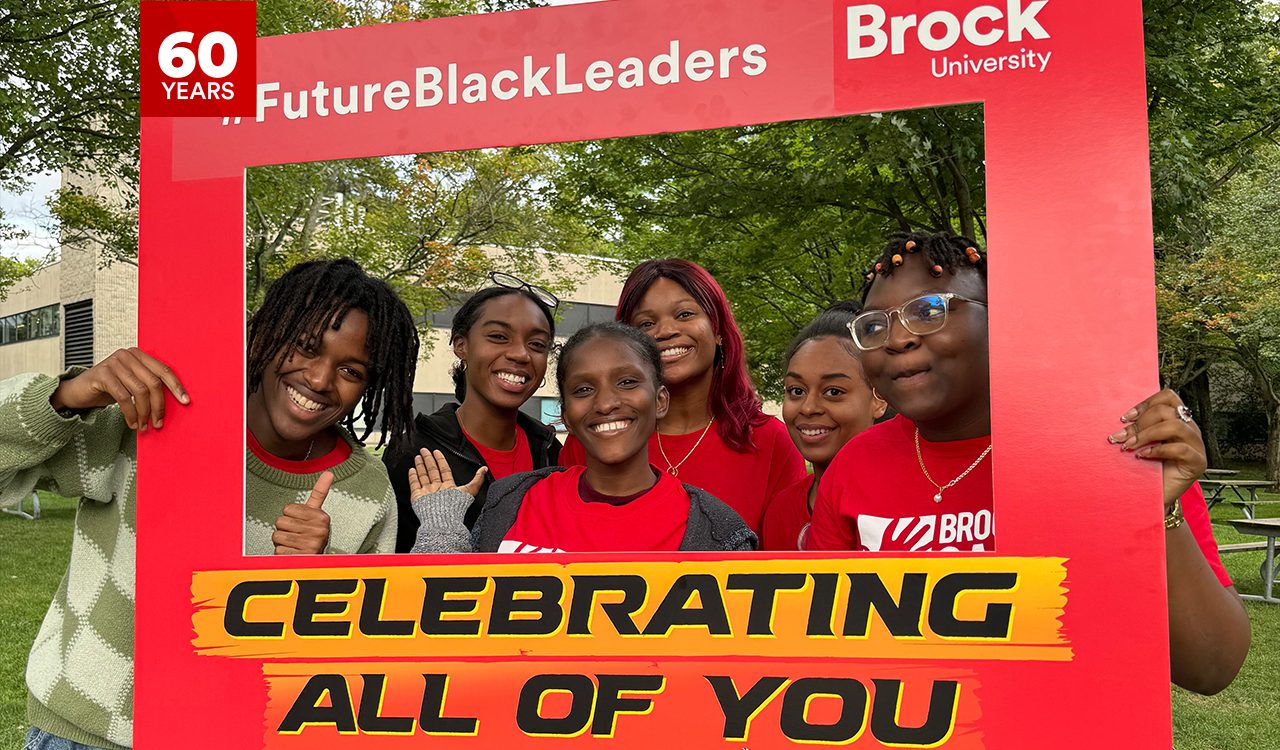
(808, 231, 1250, 695)
(407, 322, 755, 553)
(761, 302, 887, 550)
(384, 272, 562, 551)
(559, 259, 806, 534)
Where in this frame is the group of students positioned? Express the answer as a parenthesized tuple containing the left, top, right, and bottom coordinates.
(1, 232, 1251, 750)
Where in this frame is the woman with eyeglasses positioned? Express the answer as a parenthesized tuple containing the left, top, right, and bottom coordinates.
(558, 259, 806, 534)
(807, 231, 1250, 695)
(383, 272, 562, 552)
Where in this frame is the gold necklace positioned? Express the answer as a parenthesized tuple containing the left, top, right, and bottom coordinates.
(914, 427, 991, 503)
(657, 417, 715, 477)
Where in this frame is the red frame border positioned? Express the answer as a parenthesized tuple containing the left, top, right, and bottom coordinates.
(138, 1, 1169, 746)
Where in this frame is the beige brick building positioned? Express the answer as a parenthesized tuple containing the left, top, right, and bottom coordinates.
(0, 171, 138, 381)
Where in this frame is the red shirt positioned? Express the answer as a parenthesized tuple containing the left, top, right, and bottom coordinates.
(500, 466, 688, 553)
(761, 475, 815, 551)
(462, 426, 533, 482)
(560, 416, 805, 534)
(809, 416, 995, 552)
(247, 428, 351, 474)
(807, 416, 1233, 586)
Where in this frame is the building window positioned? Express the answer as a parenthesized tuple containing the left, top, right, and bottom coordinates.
(64, 300, 93, 368)
(0, 304, 60, 346)
(539, 398, 562, 427)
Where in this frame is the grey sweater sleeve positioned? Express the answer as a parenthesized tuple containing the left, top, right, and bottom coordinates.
(410, 488, 476, 553)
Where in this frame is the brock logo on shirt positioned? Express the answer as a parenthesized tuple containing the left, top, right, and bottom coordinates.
(497, 539, 567, 554)
(857, 510, 994, 552)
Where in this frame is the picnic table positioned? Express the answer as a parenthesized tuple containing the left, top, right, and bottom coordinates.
(0, 491, 41, 520)
(1228, 518, 1280, 604)
(1203, 468, 1240, 477)
(1199, 479, 1277, 518)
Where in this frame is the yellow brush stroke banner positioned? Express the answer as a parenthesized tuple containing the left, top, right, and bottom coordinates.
(191, 557, 1070, 662)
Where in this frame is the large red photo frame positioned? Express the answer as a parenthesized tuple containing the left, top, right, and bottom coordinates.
(138, 0, 1168, 746)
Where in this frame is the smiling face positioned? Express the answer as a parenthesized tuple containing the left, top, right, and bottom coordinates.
(859, 255, 990, 439)
(627, 277, 719, 390)
(562, 335, 670, 470)
(250, 308, 372, 456)
(783, 336, 887, 469)
(454, 293, 552, 412)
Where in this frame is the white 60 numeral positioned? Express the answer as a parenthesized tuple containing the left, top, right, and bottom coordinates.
(158, 31, 238, 79)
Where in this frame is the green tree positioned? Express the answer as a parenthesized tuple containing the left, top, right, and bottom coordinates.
(1144, 0, 1280, 254)
(1159, 146, 1280, 481)
(0, 0, 552, 295)
(0, 0, 140, 283)
(549, 107, 986, 395)
(246, 145, 604, 317)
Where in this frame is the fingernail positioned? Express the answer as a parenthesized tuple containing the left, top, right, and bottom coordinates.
(155, 419, 164, 429)
(138, 424, 147, 433)
(1136, 447, 1152, 458)
(180, 394, 190, 404)
(1107, 431, 1126, 444)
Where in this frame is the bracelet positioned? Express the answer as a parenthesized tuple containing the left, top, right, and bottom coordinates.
(1163, 501, 1183, 530)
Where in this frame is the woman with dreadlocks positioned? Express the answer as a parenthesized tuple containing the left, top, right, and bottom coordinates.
(807, 230, 1250, 695)
(245, 258, 419, 555)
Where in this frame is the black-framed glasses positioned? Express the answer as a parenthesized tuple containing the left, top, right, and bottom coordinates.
(489, 271, 559, 309)
(848, 292, 987, 351)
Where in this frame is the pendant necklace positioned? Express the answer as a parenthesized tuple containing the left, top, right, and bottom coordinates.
(914, 427, 991, 503)
(657, 417, 715, 477)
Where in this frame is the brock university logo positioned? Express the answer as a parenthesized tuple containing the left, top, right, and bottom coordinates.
(844, 0, 1054, 78)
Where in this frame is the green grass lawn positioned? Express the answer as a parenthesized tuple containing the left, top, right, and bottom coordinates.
(0, 492, 75, 749)
(2, 474, 1278, 750)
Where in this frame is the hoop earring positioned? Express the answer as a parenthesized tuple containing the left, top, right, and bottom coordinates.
(714, 344, 725, 369)
(460, 360, 467, 372)
(540, 377, 547, 388)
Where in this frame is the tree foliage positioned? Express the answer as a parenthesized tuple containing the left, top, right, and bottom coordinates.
(549, 107, 986, 394)
(246, 144, 603, 318)
(0, 0, 139, 190)
(1144, 0, 1280, 253)
(1159, 145, 1280, 480)
(0, 0, 140, 281)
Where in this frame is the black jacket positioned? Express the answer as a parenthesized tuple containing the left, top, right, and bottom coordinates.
(471, 466, 758, 552)
(383, 402, 561, 552)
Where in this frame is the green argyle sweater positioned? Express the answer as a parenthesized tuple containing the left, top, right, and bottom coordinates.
(1, 372, 135, 750)
(1, 372, 396, 749)
(243, 429, 397, 555)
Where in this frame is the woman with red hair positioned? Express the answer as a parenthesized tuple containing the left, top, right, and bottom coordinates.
(560, 259, 805, 533)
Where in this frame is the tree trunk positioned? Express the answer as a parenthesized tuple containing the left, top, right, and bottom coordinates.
(1268, 403, 1280, 484)
(1178, 367, 1224, 468)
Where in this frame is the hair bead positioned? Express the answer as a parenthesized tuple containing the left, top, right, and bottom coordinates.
(905, 240, 917, 251)
(931, 264, 944, 277)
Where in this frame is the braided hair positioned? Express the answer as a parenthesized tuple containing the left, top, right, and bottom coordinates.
(556, 322, 663, 410)
(247, 258, 419, 452)
(860, 231, 987, 301)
